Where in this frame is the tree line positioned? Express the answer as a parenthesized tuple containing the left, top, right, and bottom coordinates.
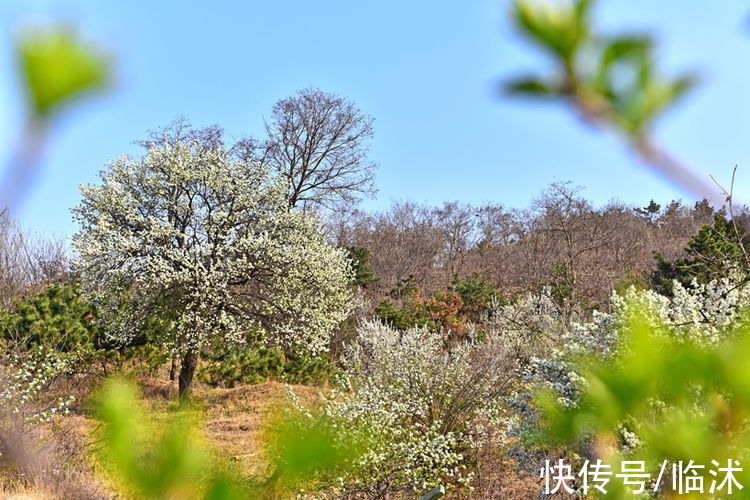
(331, 184, 749, 323)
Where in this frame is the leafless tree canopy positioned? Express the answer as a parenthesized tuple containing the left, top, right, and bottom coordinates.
(0, 209, 69, 310)
(243, 87, 378, 210)
(331, 183, 729, 318)
(135, 115, 226, 153)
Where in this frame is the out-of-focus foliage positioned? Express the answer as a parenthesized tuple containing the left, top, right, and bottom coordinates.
(539, 310, 750, 497)
(506, 0, 729, 206)
(4, 24, 112, 220)
(507, 0, 697, 135)
(264, 407, 362, 498)
(17, 27, 110, 119)
(96, 377, 354, 499)
(94, 377, 240, 499)
(512, 278, 750, 496)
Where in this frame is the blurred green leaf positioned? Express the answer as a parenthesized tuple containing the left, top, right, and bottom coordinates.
(507, 1, 698, 136)
(593, 36, 651, 95)
(275, 421, 345, 478)
(17, 26, 110, 119)
(264, 411, 365, 496)
(538, 305, 750, 496)
(504, 76, 561, 96)
(512, 0, 591, 62)
(94, 377, 241, 499)
(642, 74, 699, 120)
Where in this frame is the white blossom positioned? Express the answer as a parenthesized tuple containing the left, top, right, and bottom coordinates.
(72, 140, 353, 357)
(290, 320, 514, 496)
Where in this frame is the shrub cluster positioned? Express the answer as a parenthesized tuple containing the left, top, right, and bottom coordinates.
(199, 344, 338, 387)
(289, 320, 516, 497)
(511, 276, 750, 459)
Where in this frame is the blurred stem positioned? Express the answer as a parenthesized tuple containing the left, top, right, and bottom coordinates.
(569, 88, 728, 206)
(1, 119, 47, 214)
(632, 136, 728, 207)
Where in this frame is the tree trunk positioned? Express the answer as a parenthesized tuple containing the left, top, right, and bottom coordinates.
(178, 350, 198, 401)
(169, 354, 178, 381)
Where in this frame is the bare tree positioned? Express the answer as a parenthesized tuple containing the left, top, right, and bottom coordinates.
(135, 115, 226, 153)
(0, 209, 69, 310)
(435, 202, 478, 280)
(333, 180, 727, 322)
(243, 88, 378, 210)
(333, 201, 444, 297)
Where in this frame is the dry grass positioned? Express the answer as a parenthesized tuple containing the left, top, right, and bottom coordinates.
(85, 375, 322, 486)
(1, 374, 323, 499)
(2, 375, 548, 499)
(197, 380, 321, 480)
(465, 447, 544, 499)
(0, 413, 112, 499)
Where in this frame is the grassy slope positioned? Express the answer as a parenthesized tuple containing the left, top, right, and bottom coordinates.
(9, 377, 322, 499)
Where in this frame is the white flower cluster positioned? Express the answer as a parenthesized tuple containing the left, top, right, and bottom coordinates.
(511, 277, 750, 448)
(73, 141, 353, 357)
(0, 347, 75, 428)
(290, 320, 515, 496)
(483, 289, 566, 363)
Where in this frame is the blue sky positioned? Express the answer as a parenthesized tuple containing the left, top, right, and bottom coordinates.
(2, 0, 750, 237)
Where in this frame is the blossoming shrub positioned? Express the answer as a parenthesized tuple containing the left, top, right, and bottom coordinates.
(526, 278, 750, 407)
(288, 320, 516, 497)
(0, 346, 76, 486)
(0, 347, 75, 426)
(483, 289, 565, 365)
(512, 277, 750, 472)
(537, 306, 750, 496)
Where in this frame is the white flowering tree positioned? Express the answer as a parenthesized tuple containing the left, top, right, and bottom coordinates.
(72, 140, 353, 397)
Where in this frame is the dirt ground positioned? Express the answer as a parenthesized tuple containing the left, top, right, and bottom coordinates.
(2, 377, 323, 499)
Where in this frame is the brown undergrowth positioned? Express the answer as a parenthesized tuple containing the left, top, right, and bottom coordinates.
(0, 375, 322, 499)
(2, 375, 541, 499)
